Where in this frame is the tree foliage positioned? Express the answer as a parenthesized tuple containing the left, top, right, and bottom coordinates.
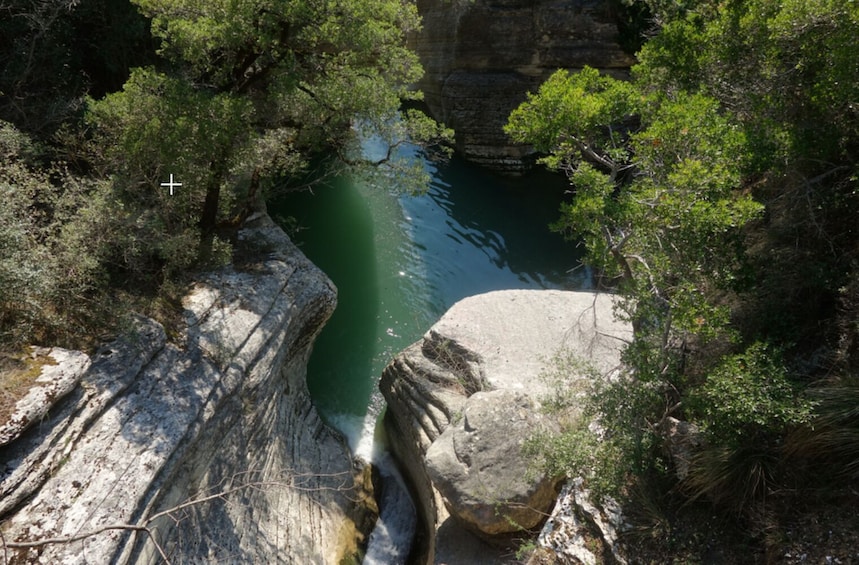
(507, 0, 859, 514)
(634, 0, 859, 355)
(0, 121, 119, 346)
(507, 68, 761, 369)
(1, 0, 449, 348)
(84, 0, 448, 268)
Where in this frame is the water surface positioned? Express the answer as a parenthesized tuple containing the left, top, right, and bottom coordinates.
(269, 150, 589, 562)
(270, 154, 588, 427)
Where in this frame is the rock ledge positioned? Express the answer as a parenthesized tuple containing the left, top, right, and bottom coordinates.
(0, 214, 373, 564)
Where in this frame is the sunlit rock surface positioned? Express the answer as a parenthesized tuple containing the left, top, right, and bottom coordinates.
(531, 478, 628, 565)
(0, 348, 90, 448)
(425, 389, 560, 535)
(380, 289, 632, 564)
(410, 0, 637, 172)
(0, 213, 374, 564)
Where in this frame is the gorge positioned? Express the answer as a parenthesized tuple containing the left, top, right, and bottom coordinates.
(0, 152, 610, 564)
(270, 149, 589, 562)
(4, 0, 856, 562)
(0, 1, 637, 562)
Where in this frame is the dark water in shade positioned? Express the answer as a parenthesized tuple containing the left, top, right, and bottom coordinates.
(269, 148, 589, 562)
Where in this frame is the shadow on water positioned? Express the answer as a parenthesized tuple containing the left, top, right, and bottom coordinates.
(270, 176, 380, 419)
(401, 155, 590, 319)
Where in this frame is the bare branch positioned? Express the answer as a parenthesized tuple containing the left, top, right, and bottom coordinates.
(0, 470, 354, 563)
(2, 525, 167, 561)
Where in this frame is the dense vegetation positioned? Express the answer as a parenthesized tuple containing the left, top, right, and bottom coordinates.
(508, 0, 858, 553)
(0, 0, 447, 349)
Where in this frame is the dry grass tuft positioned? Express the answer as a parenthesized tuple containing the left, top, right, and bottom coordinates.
(0, 349, 58, 426)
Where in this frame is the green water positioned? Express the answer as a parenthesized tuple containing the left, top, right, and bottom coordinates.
(269, 152, 589, 433)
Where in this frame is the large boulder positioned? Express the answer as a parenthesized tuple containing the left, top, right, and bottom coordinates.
(380, 289, 632, 564)
(426, 389, 560, 535)
(0, 212, 375, 564)
(409, 0, 637, 172)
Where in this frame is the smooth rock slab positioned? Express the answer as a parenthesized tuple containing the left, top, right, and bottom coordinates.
(428, 289, 631, 394)
(381, 289, 632, 564)
(0, 213, 369, 565)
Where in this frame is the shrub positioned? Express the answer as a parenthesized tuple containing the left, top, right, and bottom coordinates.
(682, 343, 815, 512)
(525, 351, 665, 498)
(0, 121, 118, 348)
(689, 343, 814, 446)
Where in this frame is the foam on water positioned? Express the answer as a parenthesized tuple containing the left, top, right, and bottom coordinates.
(362, 449, 417, 565)
(327, 410, 380, 463)
(328, 409, 417, 564)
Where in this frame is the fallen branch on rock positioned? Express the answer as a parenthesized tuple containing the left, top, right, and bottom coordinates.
(0, 469, 353, 564)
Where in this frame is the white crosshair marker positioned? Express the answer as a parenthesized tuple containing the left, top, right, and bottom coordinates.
(160, 173, 183, 196)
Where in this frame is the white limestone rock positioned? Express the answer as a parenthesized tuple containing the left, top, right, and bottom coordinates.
(0, 213, 371, 564)
(0, 347, 90, 448)
(533, 478, 628, 565)
(380, 289, 632, 564)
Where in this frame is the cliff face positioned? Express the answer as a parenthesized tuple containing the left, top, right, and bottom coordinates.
(0, 214, 374, 564)
(410, 0, 636, 172)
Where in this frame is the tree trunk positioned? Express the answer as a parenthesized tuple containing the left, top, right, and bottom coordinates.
(200, 176, 221, 237)
(198, 153, 229, 262)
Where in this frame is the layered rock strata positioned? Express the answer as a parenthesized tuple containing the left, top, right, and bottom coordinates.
(0, 348, 90, 448)
(0, 213, 374, 564)
(380, 289, 632, 564)
(410, 0, 637, 172)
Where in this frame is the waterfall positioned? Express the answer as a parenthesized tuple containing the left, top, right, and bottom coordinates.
(332, 410, 417, 564)
(362, 450, 417, 565)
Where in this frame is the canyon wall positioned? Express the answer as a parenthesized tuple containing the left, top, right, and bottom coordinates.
(410, 0, 636, 172)
(0, 213, 374, 564)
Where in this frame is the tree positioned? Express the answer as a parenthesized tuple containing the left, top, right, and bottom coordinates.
(507, 0, 859, 514)
(87, 67, 254, 270)
(505, 66, 778, 501)
(0, 0, 450, 347)
(86, 0, 447, 266)
(631, 0, 859, 361)
(635, 0, 859, 169)
(506, 68, 760, 370)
